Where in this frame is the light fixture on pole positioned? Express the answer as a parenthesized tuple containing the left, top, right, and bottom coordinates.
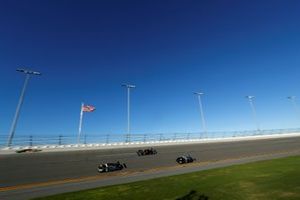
(245, 95, 260, 132)
(7, 68, 41, 146)
(194, 92, 207, 138)
(122, 84, 136, 143)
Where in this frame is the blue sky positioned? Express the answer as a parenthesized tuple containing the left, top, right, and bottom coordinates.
(1, 0, 300, 137)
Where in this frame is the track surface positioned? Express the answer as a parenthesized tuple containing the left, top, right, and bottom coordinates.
(1, 137, 300, 200)
(1, 136, 300, 188)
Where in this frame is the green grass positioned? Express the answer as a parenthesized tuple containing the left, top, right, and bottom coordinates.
(34, 156, 300, 200)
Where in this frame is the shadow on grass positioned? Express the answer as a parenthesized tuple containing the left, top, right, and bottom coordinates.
(176, 190, 209, 200)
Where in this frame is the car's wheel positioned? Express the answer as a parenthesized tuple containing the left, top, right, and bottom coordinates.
(137, 150, 143, 156)
(176, 158, 184, 164)
(97, 167, 104, 173)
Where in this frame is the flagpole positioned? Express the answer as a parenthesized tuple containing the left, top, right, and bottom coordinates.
(78, 102, 84, 143)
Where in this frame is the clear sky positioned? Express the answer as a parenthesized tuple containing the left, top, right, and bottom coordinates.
(1, 0, 300, 137)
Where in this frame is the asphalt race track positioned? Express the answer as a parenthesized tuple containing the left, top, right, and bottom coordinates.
(2, 136, 300, 187)
(1, 136, 300, 200)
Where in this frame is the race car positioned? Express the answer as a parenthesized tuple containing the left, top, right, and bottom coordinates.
(97, 161, 127, 173)
(137, 148, 157, 156)
(16, 148, 42, 153)
(176, 155, 196, 164)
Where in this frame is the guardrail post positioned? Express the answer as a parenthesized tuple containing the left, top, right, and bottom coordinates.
(29, 135, 33, 147)
(58, 135, 62, 145)
(143, 134, 147, 142)
(106, 134, 109, 144)
(159, 133, 162, 141)
(125, 134, 131, 143)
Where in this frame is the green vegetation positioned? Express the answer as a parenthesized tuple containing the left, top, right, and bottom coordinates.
(34, 156, 300, 200)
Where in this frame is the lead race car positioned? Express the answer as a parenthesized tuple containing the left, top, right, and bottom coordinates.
(97, 161, 127, 173)
(136, 148, 157, 156)
(176, 155, 196, 164)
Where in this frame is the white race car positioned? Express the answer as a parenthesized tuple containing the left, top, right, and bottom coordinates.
(97, 161, 127, 173)
(176, 155, 196, 164)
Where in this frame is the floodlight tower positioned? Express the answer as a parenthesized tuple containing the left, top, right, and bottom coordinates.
(245, 95, 260, 132)
(122, 84, 136, 143)
(194, 92, 207, 137)
(7, 68, 41, 146)
(287, 96, 300, 118)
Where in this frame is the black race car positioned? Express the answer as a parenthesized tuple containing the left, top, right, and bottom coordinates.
(176, 155, 196, 164)
(137, 148, 157, 156)
(97, 161, 127, 173)
(16, 148, 42, 153)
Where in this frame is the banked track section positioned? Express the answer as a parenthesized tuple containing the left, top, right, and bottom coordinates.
(1, 136, 300, 189)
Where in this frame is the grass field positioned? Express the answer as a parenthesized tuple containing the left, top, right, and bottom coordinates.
(34, 156, 300, 200)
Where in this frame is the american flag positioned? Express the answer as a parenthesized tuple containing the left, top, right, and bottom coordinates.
(82, 105, 96, 112)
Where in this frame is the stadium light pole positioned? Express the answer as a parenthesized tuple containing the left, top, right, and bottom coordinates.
(245, 95, 260, 132)
(287, 96, 300, 118)
(7, 68, 41, 146)
(122, 84, 136, 143)
(194, 92, 207, 137)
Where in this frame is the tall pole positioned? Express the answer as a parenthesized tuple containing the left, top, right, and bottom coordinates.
(7, 69, 41, 146)
(194, 92, 207, 138)
(245, 96, 260, 132)
(78, 102, 84, 143)
(287, 96, 300, 119)
(127, 87, 130, 140)
(122, 84, 135, 143)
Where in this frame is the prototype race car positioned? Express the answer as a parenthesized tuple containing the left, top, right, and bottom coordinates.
(176, 155, 196, 164)
(16, 148, 42, 153)
(97, 161, 127, 173)
(137, 148, 157, 156)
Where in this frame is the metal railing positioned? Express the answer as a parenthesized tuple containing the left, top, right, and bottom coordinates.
(1, 128, 300, 148)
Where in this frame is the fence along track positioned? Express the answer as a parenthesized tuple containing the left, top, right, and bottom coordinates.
(1, 128, 300, 150)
